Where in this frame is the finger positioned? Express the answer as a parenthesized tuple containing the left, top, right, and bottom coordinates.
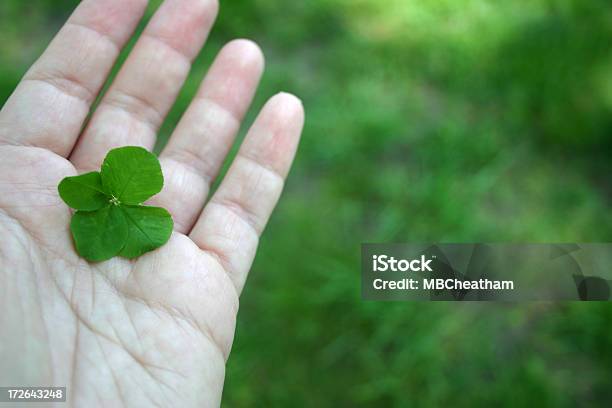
(70, 0, 219, 171)
(0, 0, 148, 157)
(151, 39, 265, 233)
(190, 93, 304, 293)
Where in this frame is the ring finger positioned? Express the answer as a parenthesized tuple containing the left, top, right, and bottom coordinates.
(150, 39, 264, 233)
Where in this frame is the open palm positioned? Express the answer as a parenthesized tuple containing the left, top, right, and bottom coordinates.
(0, 0, 304, 406)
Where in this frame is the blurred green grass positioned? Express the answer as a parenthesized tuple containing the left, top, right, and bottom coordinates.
(1, 0, 611, 406)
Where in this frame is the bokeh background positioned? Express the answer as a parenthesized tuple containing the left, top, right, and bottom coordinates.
(2, 0, 612, 406)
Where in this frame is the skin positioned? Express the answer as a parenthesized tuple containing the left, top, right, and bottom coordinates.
(0, 0, 304, 406)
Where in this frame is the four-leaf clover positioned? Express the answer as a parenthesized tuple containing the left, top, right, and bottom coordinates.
(58, 146, 173, 261)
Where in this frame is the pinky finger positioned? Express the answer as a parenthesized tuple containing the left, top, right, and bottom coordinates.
(189, 92, 304, 293)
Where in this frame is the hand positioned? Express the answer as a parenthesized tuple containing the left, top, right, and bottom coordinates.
(0, 0, 304, 406)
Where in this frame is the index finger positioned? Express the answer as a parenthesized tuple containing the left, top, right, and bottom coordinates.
(0, 0, 149, 157)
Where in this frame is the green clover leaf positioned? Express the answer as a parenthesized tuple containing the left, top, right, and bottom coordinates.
(70, 205, 129, 262)
(58, 146, 173, 262)
(101, 146, 164, 204)
(58, 171, 109, 211)
(119, 205, 174, 259)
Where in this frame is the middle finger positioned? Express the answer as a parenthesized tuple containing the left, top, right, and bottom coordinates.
(70, 0, 219, 171)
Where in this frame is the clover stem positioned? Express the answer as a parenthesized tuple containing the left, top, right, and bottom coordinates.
(109, 195, 121, 206)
